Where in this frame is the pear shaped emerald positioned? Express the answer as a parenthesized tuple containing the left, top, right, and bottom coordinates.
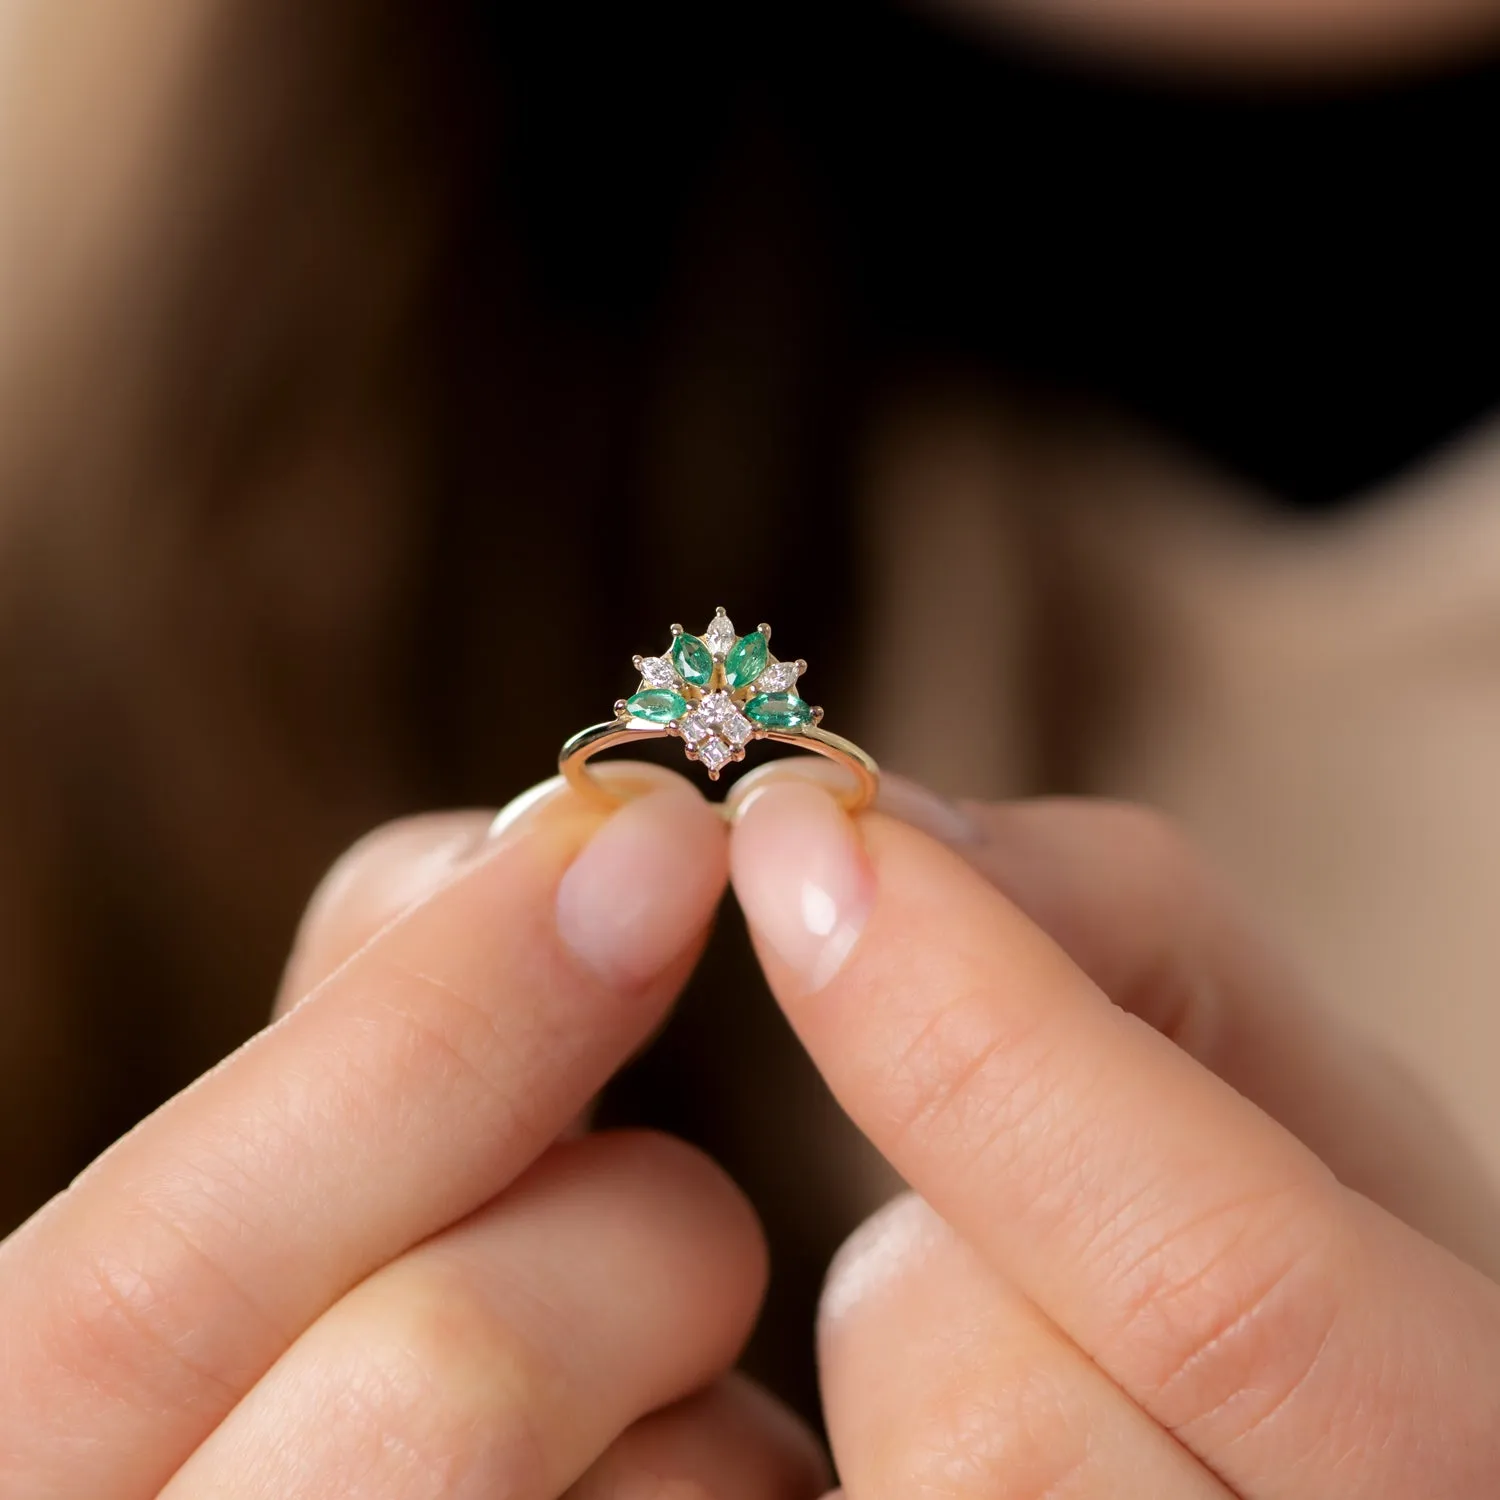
(626, 688, 687, 724)
(745, 692, 813, 729)
(724, 631, 769, 689)
(671, 634, 714, 688)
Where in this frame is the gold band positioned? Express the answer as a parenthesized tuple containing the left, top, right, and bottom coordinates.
(560, 720, 879, 816)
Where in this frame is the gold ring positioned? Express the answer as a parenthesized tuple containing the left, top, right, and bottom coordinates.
(559, 607, 879, 815)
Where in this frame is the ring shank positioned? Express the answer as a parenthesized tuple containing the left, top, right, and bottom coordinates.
(559, 720, 879, 815)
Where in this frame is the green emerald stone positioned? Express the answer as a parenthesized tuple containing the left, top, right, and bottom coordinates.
(671, 634, 714, 688)
(724, 631, 769, 689)
(745, 692, 813, 728)
(626, 688, 687, 724)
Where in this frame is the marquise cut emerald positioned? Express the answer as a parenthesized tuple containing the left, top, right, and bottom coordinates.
(724, 631, 769, 689)
(626, 688, 687, 723)
(671, 633, 714, 688)
(745, 692, 813, 728)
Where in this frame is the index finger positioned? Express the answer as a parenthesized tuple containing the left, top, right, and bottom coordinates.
(731, 781, 1500, 1499)
(0, 773, 727, 1500)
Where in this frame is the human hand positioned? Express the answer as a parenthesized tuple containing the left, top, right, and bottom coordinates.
(730, 773, 1500, 1497)
(0, 768, 827, 1500)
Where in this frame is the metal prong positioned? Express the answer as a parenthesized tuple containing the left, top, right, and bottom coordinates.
(713, 605, 727, 616)
(795, 659, 807, 675)
(631, 655, 644, 669)
(670, 623, 684, 636)
(708, 767, 721, 780)
(812, 706, 825, 723)
(757, 622, 771, 640)
(613, 699, 629, 715)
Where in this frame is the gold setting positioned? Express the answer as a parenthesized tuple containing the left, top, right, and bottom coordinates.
(559, 607, 879, 814)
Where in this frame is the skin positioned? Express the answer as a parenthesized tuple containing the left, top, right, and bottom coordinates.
(8, 750, 1497, 1496)
(728, 773, 1500, 1498)
(923, 0, 1500, 76)
(2, 4, 1494, 1493)
(0, 767, 829, 1500)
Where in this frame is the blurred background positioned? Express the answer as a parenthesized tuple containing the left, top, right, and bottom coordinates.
(3, 0, 1500, 1416)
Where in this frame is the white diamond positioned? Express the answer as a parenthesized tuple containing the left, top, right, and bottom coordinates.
(698, 736, 732, 772)
(679, 712, 712, 744)
(639, 656, 678, 688)
(698, 690, 735, 725)
(754, 660, 800, 692)
(723, 712, 754, 747)
(704, 612, 736, 655)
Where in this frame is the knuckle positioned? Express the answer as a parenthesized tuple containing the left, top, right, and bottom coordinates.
(1104, 1176, 1346, 1447)
(43, 1200, 272, 1415)
(881, 984, 1059, 1182)
(364, 958, 536, 1128)
(337, 1266, 554, 1499)
(898, 1360, 1091, 1500)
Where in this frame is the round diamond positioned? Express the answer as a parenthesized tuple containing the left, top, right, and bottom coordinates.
(698, 690, 735, 725)
(639, 656, 679, 689)
(698, 736, 733, 772)
(753, 660, 800, 693)
(704, 612, 736, 655)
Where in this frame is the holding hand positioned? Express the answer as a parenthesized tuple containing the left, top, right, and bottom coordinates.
(0, 771, 825, 1500)
(731, 776, 1500, 1498)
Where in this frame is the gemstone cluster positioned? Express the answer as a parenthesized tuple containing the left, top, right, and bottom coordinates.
(618, 608, 821, 778)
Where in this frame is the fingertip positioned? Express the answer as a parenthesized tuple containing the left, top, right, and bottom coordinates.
(278, 810, 498, 1012)
(556, 782, 729, 990)
(729, 779, 876, 995)
(532, 1129, 770, 1343)
(819, 1192, 946, 1329)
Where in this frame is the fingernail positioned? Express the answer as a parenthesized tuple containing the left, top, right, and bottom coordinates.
(875, 773, 983, 847)
(724, 758, 849, 818)
(488, 763, 698, 847)
(487, 777, 568, 844)
(556, 787, 726, 988)
(730, 780, 874, 992)
(727, 762, 981, 849)
(820, 1193, 944, 1325)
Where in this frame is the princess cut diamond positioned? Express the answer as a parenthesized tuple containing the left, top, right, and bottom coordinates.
(698, 737, 733, 773)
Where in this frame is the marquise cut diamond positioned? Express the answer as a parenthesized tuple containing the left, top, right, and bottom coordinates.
(753, 660, 800, 693)
(703, 612, 736, 655)
(638, 656, 679, 689)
